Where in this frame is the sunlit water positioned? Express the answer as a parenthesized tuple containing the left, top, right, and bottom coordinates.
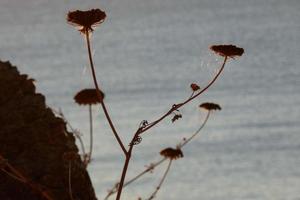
(1, 0, 300, 199)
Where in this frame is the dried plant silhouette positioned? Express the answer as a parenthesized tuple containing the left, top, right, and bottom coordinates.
(74, 88, 104, 165)
(66, 7, 243, 200)
(146, 159, 173, 200)
(62, 151, 79, 200)
(104, 103, 221, 199)
(67, 9, 127, 159)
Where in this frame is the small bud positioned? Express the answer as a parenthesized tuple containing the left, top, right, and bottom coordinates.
(190, 83, 200, 91)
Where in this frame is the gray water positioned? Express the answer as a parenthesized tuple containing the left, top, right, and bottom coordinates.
(1, 0, 300, 199)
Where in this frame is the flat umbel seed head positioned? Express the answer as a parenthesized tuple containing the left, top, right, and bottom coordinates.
(210, 45, 244, 58)
(160, 148, 184, 160)
(199, 102, 221, 111)
(74, 88, 105, 105)
(67, 9, 106, 33)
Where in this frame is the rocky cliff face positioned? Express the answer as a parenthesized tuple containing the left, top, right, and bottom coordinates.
(0, 60, 97, 200)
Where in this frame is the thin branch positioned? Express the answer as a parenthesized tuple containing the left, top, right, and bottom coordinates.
(1, 168, 27, 183)
(146, 159, 173, 200)
(85, 29, 127, 156)
(105, 56, 226, 200)
(53, 109, 87, 162)
(178, 111, 210, 148)
(124, 158, 167, 188)
(104, 110, 211, 199)
(104, 158, 167, 200)
(140, 56, 227, 135)
(87, 104, 93, 164)
(68, 161, 74, 200)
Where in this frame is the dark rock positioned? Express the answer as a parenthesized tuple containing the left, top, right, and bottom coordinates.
(0, 60, 97, 200)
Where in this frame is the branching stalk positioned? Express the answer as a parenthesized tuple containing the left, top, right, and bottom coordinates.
(104, 55, 226, 199)
(104, 158, 167, 200)
(104, 110, 211, 199)
(140, 56, 227, 135)
(114, 128, 143, 200)
(85, 29, 127, 156)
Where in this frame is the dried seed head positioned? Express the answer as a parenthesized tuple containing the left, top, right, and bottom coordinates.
(199, 102, 221, 111)
(160, 148, 184, 160)
(190, 83, 200, 91)
(210, 45, 244, 58)
(74, 88, 104, 105)
(67, 9, 106, 33)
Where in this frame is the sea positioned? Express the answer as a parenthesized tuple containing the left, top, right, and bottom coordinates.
(0, 0, 299, 199)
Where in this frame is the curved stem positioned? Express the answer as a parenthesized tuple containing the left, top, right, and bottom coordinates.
(75, 133, 87, 161)
(68, 161, 74, 200)
(146, 159, 173, 200)
(85, 30, 127, 156)
(140, 56, 227, 135)
(178, 111, 210, 148)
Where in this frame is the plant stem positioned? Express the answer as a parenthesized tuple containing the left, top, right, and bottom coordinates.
(68, 161, 74, 200)
(179, 111, 210, 148)
(84, 29, 127, 156)
(104, 109, 211, 200)
(140, 56, 227, 135)
(115, 145, 133, 200)
(147, 159, 172, 200)
(88, 104, 93, 164)
(104, 158, 167, 200)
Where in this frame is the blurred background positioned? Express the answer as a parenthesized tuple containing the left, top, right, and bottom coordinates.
(0, 0, 299, 199)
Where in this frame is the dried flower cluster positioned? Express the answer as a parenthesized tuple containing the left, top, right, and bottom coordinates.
(210, 45, 244, 58)
(74, 88, 104, 105)
(66, 7, 244, 200)
(67, 9, 106, 33)
(160, 148, 184, 160)
(199, 102, 221, 111)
